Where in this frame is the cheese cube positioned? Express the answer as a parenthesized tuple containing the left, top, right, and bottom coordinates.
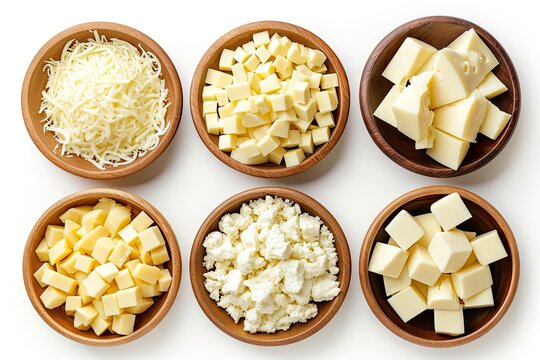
(112, 313, 136, 335)
(96, 262, 119, 283)
(479, 101, 511, 140)
(463, 287, 494, 309)
(244, 54, 261, 72)
(88, 237, 113, 265)
(150, 245, 170, 266)
(222, 115, 246, 135)
(76, 226, 88, 238)
(269, 94, 293, 112)
(257, 135, 281, 156)
(426, 128, 470, 170)
(93, 198, 116, 214)
(158, 269, 172, 292)
(237, 138, 261, 158)
(388, 238, 399, 247)
(203, 100, 218, 115)
(281, 129, 301, 148)
(91, 298, 106, 318)
(269, 37, 287, 58)
(427, 274, 460, 310)
(299, 131, 314, 154)
(202, 85, 218, 101)
(311, 127, 331, 146)
(34, 263, 54, 287)
(290, 81, 310, 104)
(125, 297, 155, 315)
(65, 296, 82, 315)
(73, 316, 91, 330)
(269, 147, 287, 165)
(321, 73, 338, 89)
(135, 279, 161, 297)
(315, 111, 335, 128)
(385, 210, 424, 250)
(74, 254, 95, 273)
(413, 280, 429, 299)
(255, 46, 272, 64)
(259, 74, 281, 94)
(234, 47, 249, 63)
(41, 268, 77, 293)
(48, 239, 71, 265)
(114, 269, 135, 290)
(283, 148, 306, 167)
(368, 242, 409, 278)
(109, 241, 133, 268)
(101, 293, 122, 316)
(74, 305, 98, 327)
(414, 213, 442, 248)
(308, 49, 326, 68)
(59, 206, 93, 224)
(132, 264, 160, 285)
(408, 245, 441, 286)
(91, 315, 111, 336)
(225, 82, 251, 102)
(253, 31, 270, 47)
(434, 307, 465, 336)
(374, 85, 404, 127)
(125, 259, 142, 273)
(35, 238, 49, 262)
(448, 29, 499, 73)
(215, 89, 229, 106)
(428, 230, 472, 273)
(205, 69, 233, 88)
(315, 91, 338, 114)
(292, 118, 311, 133)
(470, 230, 508, 265)
(383, 265, 411, 296)
(392, 72, 434, 141)
(277, 109, 297, 122)
(430, 193, 472, 231)
(293, 99, 317, 122)
(45, 225, 64, 247)
(463, 247, 478, 269)
(116, 286, 142, 308)
(117, 225, 138, 246)
(433, 90, 488, 142)
(83, 271, 109, 298)
(415, 127, 435, 150)
(249, 125, 270, 140)
(451, 262, 493, 299)
(268, 120, 290, 138)
(218, 134, 237, 152)
(74, 271, 88, 285)
(230, 149, 268, 165)
(81, 209, 107, 231)
(287, 43, 308, 65)
(74, 225, 109, 254)
(273, 56, 293, 79)
(63, 219, 81, 248)
(242, 113, 267, 128)
(477, 72, 507, 99)
(219, 49, 235, 71)
(387, 285, 427, 323)
(40, 286, 67, 309)
(463, 231, 476, 240)
(382, 37, 437, 85)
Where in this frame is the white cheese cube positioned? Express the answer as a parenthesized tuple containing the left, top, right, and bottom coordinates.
(230, 149, 268, 165)
(315, 91, 338, 114)
(383, 265, 411, 296)
(269, 37, 287, 58)
(293, 99, 317, 122)
(427, 274, 460, 310)
(222, 115, 246, 135)
(242, 113, 267, 128)
(387, 285, 427, 323)
(287, 43, 309, 65)
(234, 47, 249, 63)
(291, 81, 310, 104)
(299, 131, 314, 154)
(112, 313, 136, 335)
(477, 72, 507, 99)
(268, 120, 290, 138)
(382, 37, 436, 85)
(414, 213, 442, 248)
(243, 41, 256, 54)
(255, 62, 275, 79)
(311, 127, 331, 146)
(374, 84, 404, 127)
(448, 29, 499, 73)
(428, 230, 472, 273)
(321, 73, 338, 89)
(413, 280, 429, 299)
(247, 72, 262, 91)
(479, 101, 511, 140)
(202, 85, 218, 101)
(434, 307, 465, 336)
(280, 129, 301, 148)
(237, 139, 262, 158)
(269, 94, 293, 111)
(219, 49, 235, 71)
(315, 111, 335, 128)
(225, 82, 251, 101)
(451, 262, 493, 299)
(219, 102, 236, 118)
(255, 46, 272, 64)
(308, 49, 326, 67)
(368, 242, 409, 278)
(277, 109, 298, 122)
(273, 55, 293, 79)
(158, 269, 172, 292)
(205, 69, 233, 88)
(259, 73, 281, 94)
(216, 89, 229, 106)
(385, 210, 424, 250)
(204, 113, 219, 136)
(283, 148, 306, 167)
(249, 125, 270, 140)
(257, 135, 281, 156)
(253, 31, 270, 47)
(231, 62, 248, 83)
(470, 230, 508, 265)
(430, 192, 472, 231)
(426, 128, 470, 170)
(408, 245, 441, 286)
(463, 287, 494, 309)
(268, 147, 287, 165)
(40, 286, 67, 309)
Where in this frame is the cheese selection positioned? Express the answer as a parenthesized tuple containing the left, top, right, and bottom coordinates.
(202, 31, 340, 167)
(374, 29, 511, 170)
(203, 196, 340, 333)
(40, 31, 170, 169)
(33, 198, 172, 336)
(368, 192, 508, 336)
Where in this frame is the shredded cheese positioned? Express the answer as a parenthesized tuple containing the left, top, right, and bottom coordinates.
(39, 31, 169, 169)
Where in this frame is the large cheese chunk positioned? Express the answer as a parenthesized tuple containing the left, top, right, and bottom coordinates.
(368, 242, 409, 278)
(427, 274, 459, 310)
(479, 101, 511, 140)
(392, 72, 434, 141)
(414, 213, 442, 248)
(428, 230, 472, 273)
(477, 72, 507, 99)
(433, 90, 488, 142)
(373, 84, 404, 127)
(408, 245, 441, 286)
(434, 307, 465, 336)
(382, 37, 437, 85)
(383, 265, 411, 296)
(387, 285, 427, 323)
(447, 29, 499, 74)
(463, 287, 494, 309)
(426, 128, 470, 170)
(385, 210, 424, 250)
(470, 230, 508, 265)
(451, 262, 493, 299)
(430, 193, 472, 231)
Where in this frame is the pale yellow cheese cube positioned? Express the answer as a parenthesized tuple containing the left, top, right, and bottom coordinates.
(226, 82, 251, 102)
(451, 262, 493, 299)
(463, 287, 494, 309)
(255, 46, 272, 64)
(93, 198, 116, 214)
(77, 283, 93, 305)
(219, 49, 235, 71)
(408, 245, 441, 286)
(374, 84, 404, 128)
(277, 109, 297, 122)
(382, 37, 437, 85)
(81, 209, 107, 231)
(34, 263, 54, 287)
(205, 69, 233, 88)
(249, 125, 270, 140)
(415, 127, 435, 150)
(137, 242, 153, 265)
(83, 270, 109, 298)
(287, 43, 309, 65)
(218, 134, 237, 152)
(434, 307, 465, 336)
(35, 238, 49, 262)
(257, 135, 281, 156)
(243, 41, 256, 54)
(259, 73, 281, 94)
(203, 100, 218, 115)
(91, 315, 111, 336)
(222, 115, 246, 135)
(101, 293, 122, 316)
(385, 210, 424, 250)
(231, 149, 269, 165)
(315, 111, 335, 128)
(75, 305, 98, 327)
(116, 286, 142, 308)
(112, 313, 136, 335)
(290, 70, 310, 85)
(272, 55, 293, 79)
(59, 252, 79, 274)
(76, 226, 88, 238)
(428, 230, 472, 273)
(299, 131, 314, 154)
(216, 88, 229, 107)
(115, 269, 135, 290)
(106, 281, 119, 295)
(117, 226, 138, 247)
(291, 81, 310, 104)
(293, 99, 317, 122)
(65, 295, 82, 315)
(254, 95, 271, 114)
(125, 259, 142, 274)
(236, 136, 250, 146)
(90, 237, 114, 265)
(74, 225, 109, 254)
(414, 213, 442, 248)
(108, 241, 133, 268)
(125, 297, 154, 315)
(243, 54, 260, 72)
(479, 101, 511, 140)
(138, 227, 167, 253)
(388, 238, 399, 247)
(237, 138, 262, 158)
(283, 148, 306, 167)
(48, 239, 71, 265)
(204, 113, 220, 136)
(315, 91, 338, 114)
(132, 264, 160, 285)
(59, 206, 93, 224)
(307, 48, 326, 68)
(321, 73, 338, 89)
(158, 269, 172, 292)
(413, 280, 429, 299)
(292, 118, 311, 133)
(281, 129, 301, 148)
(96, 262, 120, 283)
(477, 72, 507, 99)
(63, 219, 81, 248)
(383, 265, 411, 296)
(430, 193, 472, 232)
(253, 31, 270, 47)
(268, 120, 290, 138)
(41, 268, 77, 293)
(74, 271, 88, 285)
(426, 128, 470, 171)
(427, 274, 460, 310)
(470, 230, 508, 265)
(269, 94, 293, 111)
(92, 298, 106, 318)
(368, 242, 409, 278)
(268, 147, 287, 165)
(311, 127, 331, 146)
(242, 113, 267, 128)
(234, 47, 249, 63)
(387, 285, 427, 323)
(74, 254, 95, 273)
(219, 102, 236, 118)
(40, 286, 67, 309)
(56, 263, 69, 276)
(135, 279, 161, 297)
(202, 85, 218, 101)
(45, 225, 64, 247)
(448, 29, 498, 71)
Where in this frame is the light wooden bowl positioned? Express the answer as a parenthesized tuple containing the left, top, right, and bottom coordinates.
(190, 187, 351, 345)
(22, 188, 181, 346)
(190, 21, 350, 178)
(22, 22, 183, 179)
(359, 185, 519, 347)
(360, 16, 520, 178)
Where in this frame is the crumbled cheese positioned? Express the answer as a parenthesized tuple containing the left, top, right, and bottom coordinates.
(203, 196, 340, 333)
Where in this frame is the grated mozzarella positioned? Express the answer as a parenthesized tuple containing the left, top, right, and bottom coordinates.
(39, 31, 169, 169)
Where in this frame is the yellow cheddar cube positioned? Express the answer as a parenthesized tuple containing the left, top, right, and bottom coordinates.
(76, 226, 88, 239)
(91, 315, 111, 336)
(74, 254, 95, 273)
(81, 209, 107, 231)
(74, 225, 109, 254)
(132, 264, 160, 285)
(41, 268, 77, 294)
(150, 245, 170, 266)
(75, 305, 98, 327)
(92, 298, 106, 318)
(115, 269, 135, 290)
(59, 252, 79, 274)
(40, 286, 67, 309)
(104, 205, 131, 236)
(218, 135, 236, 152)
(65, 295, 82, 315)
(35, 238, 49, 262)
(48, 239, 71, 265)
(125, 297, 154, 315)
(59, 206, 93, 224)
(101, 293, 122, 316)
(96, 262, 120, 283)
(91, 237, 116, 264)
(93, 198, 116, 214)
(112, 313, 136, 335)
(138, 227, 166, 252)
(45, 225, 64, 247)
(63, 219, 81, 248)
(83, 271, 109, 298)
(34, 263, 54, 287)
(116, 286, 142, 309)
(108, 241, 132, 268)
(158, 269, 172, 292)
(131, 211, 154, 231)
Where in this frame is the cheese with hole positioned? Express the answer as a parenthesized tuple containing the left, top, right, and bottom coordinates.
(428, 230, 472, 273)
(368, 242, 409, 278)
(374, 85, 404, 127)
(427, 274, 459, 310)
(387, 285, 427, 322)
(477, 72, 507, 99)
(408, 245, 441, 286)
(414, 213, 442, 248)
(434, 307, 465, 336)
(430, 193, 472, 231)
(385, 210, 424, 250)
(382, 37, 437, 85)
(470, 230, 508, 265)
(426, 128, 470, 171)
(463, 287, 494, 309)
(451, 262, 493, 299)
(479, 101, 511, 140)
(448, 29, 499, 72)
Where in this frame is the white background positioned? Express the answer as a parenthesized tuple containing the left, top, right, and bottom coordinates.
(2, 0, 537, 358)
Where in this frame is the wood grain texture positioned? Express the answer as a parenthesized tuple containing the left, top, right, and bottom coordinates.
(22, 189, 182, 346)
(359, 16, 521, 178)
(359, 185, 519, 347)
(190, 21, 350, 178)
(21, 22, 183, 180)
(190, 187, 351, 345)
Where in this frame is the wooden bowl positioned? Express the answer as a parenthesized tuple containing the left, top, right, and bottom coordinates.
(22, 188, 181, 346)
(21, 22, 183, 179)
(359, 185, 519, 347)
(360, 16, 521, 177)
(190, 187, 351, 345)
(190, 21, 350, 178)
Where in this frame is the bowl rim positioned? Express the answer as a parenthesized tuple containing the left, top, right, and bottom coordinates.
(21, 21, 183, 180)
(359, 15, 521, 178)
(190, 186, 352, 345)
(22, 188, 182, 346)
(359, 185, 520, 347)
(190, 20, 350, 178)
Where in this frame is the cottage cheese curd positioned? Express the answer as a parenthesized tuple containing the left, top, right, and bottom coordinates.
(203, 196, 340, 333)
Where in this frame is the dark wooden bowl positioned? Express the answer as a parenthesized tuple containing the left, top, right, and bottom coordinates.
(360, 16, 520, 177)
(22, 22, 183, 179)
(22, 189, 182, 346)
(190, 187, 351, 345)
(359, 186, 519, 347)
(190, 21, 350, 178)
